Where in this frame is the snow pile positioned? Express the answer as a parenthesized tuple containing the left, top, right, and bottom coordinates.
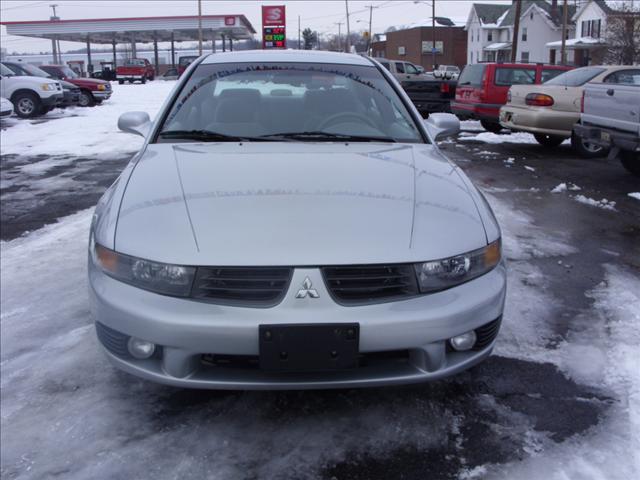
(573, 195, 617, 211)
(524, 165, 535, 172)
(460, 132, 540, 144)
(551, 183, 582, 193)
(629, 192, 640, 201)
(0, 81, 177, 157)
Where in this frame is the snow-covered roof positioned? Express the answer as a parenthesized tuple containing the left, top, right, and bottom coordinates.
(484, 42, 512, 51)
(546, 37, 607, 48)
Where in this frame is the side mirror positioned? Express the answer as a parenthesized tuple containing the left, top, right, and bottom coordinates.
(424, 113, 460, 141)
(118, 111, 152, 138)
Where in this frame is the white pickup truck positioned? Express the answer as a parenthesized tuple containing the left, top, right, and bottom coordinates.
(573, 67, 640, 176)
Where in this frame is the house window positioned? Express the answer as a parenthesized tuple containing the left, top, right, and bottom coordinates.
(521, 51, 530, 62)
(488, 31, 493, 42)
(398, 46, 406, 56)
(522, 28, 527, 41)
(530, 12, 534, 20)
(582, 19, 602, 38)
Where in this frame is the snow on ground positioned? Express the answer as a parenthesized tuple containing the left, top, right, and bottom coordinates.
(0, 81, 177, 158)
(459, 131, 571, 146)
(573, 194, 617, 211)
(629, 192, 640, 201)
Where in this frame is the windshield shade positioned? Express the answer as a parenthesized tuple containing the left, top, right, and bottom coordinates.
(157, 62, 424, 143)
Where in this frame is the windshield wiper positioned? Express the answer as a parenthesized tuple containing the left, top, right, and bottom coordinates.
(258, 131, 397, 143)
(158, 130, 276, 142)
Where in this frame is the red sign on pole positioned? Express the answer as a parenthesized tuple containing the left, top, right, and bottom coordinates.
(262, 5, 286, 49)
(262, 5, 286, 26)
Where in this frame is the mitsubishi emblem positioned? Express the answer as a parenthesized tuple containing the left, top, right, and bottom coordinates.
(295, 277, 319, 299)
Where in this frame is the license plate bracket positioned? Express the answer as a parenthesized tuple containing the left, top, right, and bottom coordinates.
(259, 323, 359, 372)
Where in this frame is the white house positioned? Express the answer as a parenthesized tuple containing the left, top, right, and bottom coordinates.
(546, 0, 624, 66)
(465, 0, 576, 64)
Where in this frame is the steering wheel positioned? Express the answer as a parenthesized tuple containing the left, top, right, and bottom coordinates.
(316, 112, 378, 131)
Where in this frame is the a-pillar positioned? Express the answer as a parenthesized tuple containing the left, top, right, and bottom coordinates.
(153, 33, 159, 76)
(86, 37, 92, 75)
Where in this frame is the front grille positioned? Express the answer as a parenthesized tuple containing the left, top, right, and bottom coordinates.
(473, 317, 502, 350)
(322, 264, 420, 305)
(191, 267, 293, 307)
(95, 322, 130, 358)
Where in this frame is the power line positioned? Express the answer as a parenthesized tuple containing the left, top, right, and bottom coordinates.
(0, 1, 48, 11)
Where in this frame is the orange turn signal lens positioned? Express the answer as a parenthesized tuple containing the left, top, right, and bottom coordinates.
(484, 239, 501, 268)
(95, 244, 119, 273)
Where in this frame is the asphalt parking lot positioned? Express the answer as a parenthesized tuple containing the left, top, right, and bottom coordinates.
(1, 99, 639, 479)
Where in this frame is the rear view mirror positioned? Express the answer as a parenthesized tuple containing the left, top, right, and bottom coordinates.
(118, 111, 152, 138)
(424, 113, 460, 141)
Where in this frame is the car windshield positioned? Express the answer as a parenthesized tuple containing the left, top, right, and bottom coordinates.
(22, 64, 51, 78)
(157, 61, 424, 143)
(1, 64, 14, 76)
(60, 66, 79, 78)
(544, 67, 606, 86)
(457, 64, 486, 86)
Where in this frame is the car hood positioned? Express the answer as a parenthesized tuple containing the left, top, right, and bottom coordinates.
(115, 143, 488, 266)
(70, 78, 108, 87)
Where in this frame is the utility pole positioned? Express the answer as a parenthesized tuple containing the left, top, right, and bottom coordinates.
(510, 0, 522, 62)
(197, 0, 203, 56)
(432, 0, 436, 69)
(49, 4, 59, 63)
(298, 15, 301, 49)
(561, 0, 568, 64)
(345, 0, 351, 53)
(335, 22, 343, 52)
(367, 4, 374, 55)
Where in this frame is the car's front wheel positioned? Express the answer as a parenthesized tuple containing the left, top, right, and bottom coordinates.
(534, 133, 565, 148)
(118, 79, 124, 85)
(620, 150, 640, 177)
(12, 92, 42, 118)
(78, 90, 95, 107)
(480, 120, 502, 133)
(571, 132, 607, 158)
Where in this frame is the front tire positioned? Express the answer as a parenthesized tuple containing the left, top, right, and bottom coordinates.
(534, 133, 565, 147)
(571, 132, 607, 158)
(620, 150, 640, 176)
(118, 79, 124, 85)
(13, 92, 42, 118)
(480, 120, 502, 133)
(141, 77, 147, 84)
(78, 90, 95, 107)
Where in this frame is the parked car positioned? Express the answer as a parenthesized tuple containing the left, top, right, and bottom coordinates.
(0, 63, 63, 118)
(116, 58, 155, 84)
(0, 97, 14, 118)
(433, 65, 460, 80)
(2, 61, 80, 109)
(574, 68, 640, 176)
(40, 64, 112, 107)
(452, 62, 573, 132)
(499, 66, 633, 156)
(89, 50, 506, 390)
(91, 61, 117, 81)
(159, 68, 178, 81)
(376, 58, 457, 117)
(177, 55, 199, 76)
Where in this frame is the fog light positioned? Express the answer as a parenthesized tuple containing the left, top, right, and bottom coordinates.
(449, 331, 477, 351)
(127, 337, 156, 359)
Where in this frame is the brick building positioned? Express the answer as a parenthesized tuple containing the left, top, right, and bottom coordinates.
(371, 26, 468, 70)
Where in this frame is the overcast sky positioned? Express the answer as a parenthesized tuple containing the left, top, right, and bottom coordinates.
(0, 0, 517, 53)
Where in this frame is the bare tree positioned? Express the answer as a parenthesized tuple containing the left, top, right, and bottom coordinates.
(605, 2, 640, 65)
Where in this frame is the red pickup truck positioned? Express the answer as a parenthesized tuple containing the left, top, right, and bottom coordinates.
(39, 64, 111, 107)
(116, 59, 155, 84)
(452, 62, 573, 132)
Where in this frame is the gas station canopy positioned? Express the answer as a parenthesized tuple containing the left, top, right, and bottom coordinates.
(2, 14, 256, 44)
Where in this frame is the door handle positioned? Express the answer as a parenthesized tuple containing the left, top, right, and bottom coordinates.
(606, 89, 614, 96)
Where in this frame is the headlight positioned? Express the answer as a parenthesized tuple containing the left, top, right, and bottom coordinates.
(414, 239, 501, 293)
(93, 243, 195, 296)
(41, 83, 55, 91)
(97, 84, 106, 91)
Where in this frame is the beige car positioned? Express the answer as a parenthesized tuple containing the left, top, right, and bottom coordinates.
(499, 65, 638, 157)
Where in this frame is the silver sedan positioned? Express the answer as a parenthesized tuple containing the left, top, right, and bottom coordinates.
(89, 50, 506, 389)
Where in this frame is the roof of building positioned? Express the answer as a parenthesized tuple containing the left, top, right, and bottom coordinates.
(472, 4, 511, 25)
(1, 14, 256, 44)
(201, 49, 373, 66)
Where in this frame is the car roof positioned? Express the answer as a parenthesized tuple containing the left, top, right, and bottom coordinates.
(201, 49, 373, 66)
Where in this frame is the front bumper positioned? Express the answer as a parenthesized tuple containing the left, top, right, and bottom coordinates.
(89, 262, 507, 389)
(92, 90, 112, 100)
(499, 105, 577, 137)
(41, 93, 63, 107)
